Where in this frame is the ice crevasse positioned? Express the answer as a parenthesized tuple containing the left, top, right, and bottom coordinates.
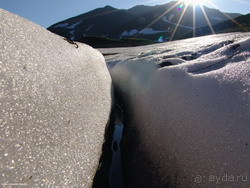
(109, 36, 250, 187)
(1, 8, 250, 188)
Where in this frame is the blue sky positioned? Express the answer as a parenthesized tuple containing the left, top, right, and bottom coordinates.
(1, 0, 249, 28)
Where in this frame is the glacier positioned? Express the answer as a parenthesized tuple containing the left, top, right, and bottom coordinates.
(0, 9, 113, 187)
(120, 28, 168, 37)
(67, 20, 83, 29)
(103, 33, 250, 187)
(53, 22, 69, 28)
(1, 7, 250, 188)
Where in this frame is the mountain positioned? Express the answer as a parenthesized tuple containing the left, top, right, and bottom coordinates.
(48, 5, 135, 40)
(127, 5, 156, 16)
(77, 36, 155, 48)
(47, 1, 242, 42)
(181, 14, 250, 39)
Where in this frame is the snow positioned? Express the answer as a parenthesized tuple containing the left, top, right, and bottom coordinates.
(67, 19, 83, 29)
(85, 24, 94, 33)
(107, 33, 250, 187)
(109, 124, 124, 188)
(120, 29, 139, 36)
(69, 30, 75, 40)
(53, 22, 69, 28)
(2, 7, 249, 187)
(53, 20, 82, 29)
(139, 28, 167, 34)
(100, 33, 248, 64)
(83, 24, 94, 37)
(120, 28, 167, 36)
(162, 16, 193, 29)
(1, 9, 112, 187)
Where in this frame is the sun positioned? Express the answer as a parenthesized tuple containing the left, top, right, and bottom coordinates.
(182, 0, 205, 6)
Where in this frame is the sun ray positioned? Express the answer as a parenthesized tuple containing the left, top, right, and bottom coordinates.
(132, 1, 181, 39)
(144, 1, 180, 29)
(170, 5, 188, 41)
(199, 4, 215, 34)
(134, 0, 248, 42)
(183, 0, 206, 6)
(205, 0, 248, 32)
(193, 4, 196, 37)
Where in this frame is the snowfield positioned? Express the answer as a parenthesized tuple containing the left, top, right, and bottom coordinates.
(120, 28, 168, 37)
(104, 33, 250, 187)
(1, 7, 249, 188)
(0, 9, 112, 187)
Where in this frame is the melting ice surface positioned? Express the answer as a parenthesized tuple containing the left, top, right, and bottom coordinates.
(67, 20, 83, 29)
(120, 28, 168, 37)
(99, 33, 249, 65)
(109, 123, 124, 188)
(99, 32, 250, 187)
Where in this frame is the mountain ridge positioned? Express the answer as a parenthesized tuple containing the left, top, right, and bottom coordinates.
(47, 1, 245, 43)
(181, 14, 250, 39)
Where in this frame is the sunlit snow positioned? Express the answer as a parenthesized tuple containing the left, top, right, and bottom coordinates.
(102, 32, 250, 187)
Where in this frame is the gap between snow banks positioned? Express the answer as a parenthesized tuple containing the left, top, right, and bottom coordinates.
(104, 35, 250, 187)
(93, 103, 124, 188)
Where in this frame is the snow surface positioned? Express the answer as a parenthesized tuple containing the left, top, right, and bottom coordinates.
(83, 24, 95, 37)
(69, 30, 75, 40)
(67, 20, 83, 29)
(53, 20, 82, 29)
(109, 124, 123, 188)
(53, 22, 69, 28)
(107, 32, 250, 187)
(139, 28, 167, 34)
(0, 9, 112, 187)
(85, 24, 94, 33)
(120, 28, 167, 36)
(120, 29, 139, 36)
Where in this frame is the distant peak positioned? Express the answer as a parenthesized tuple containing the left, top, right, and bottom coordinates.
(133, 5, 147, 8)
(103, 5, 116, 9)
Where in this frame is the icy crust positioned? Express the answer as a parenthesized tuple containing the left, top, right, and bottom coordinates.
(0, 9, 112, 187)
(100, 32, 249, 66)
(110, 35, 250, 187)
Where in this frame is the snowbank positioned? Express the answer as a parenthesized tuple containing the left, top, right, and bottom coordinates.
(0, 9, 112, 187)
(120, 28, 167, 37)
(110, 35, 250, 187)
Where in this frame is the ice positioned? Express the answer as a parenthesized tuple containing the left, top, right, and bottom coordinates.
(109, 124, 124, 188)
(67, 20, 83, 29)
(139, 28, 167, 34)
(1, 7, 248, 187)
(53, 22, 69, 28)
(108, 33, 250, 187)
(100, 33, 249, 65)
(69, 30, 75, 40)
(0, 9, 113, 187)
(85, 24, 94, 33)
(120, 29, 139, 36)
(83, 24, 95, 37)
(120, 28, 167, 37)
